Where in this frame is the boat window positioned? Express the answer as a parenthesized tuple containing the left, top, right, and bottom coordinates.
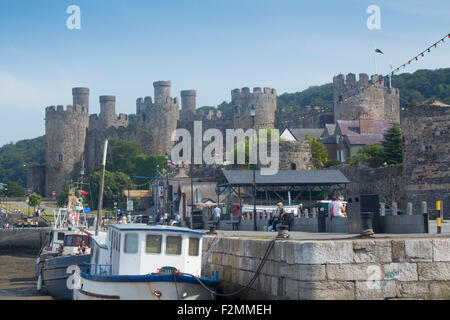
(75, 236, 84, 246)
(188, 238, 200, 256)
(57, 232, 65, 241)
(166, 236, 182, 255)
(146, 235, 162, 254)
(124, 233, 138, 254)
(65, 235, 74, 246)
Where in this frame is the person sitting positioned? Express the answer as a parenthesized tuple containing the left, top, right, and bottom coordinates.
(170, 213, 181, 226)
(332, 196, 347, 218)
(78, 239, 90, 254)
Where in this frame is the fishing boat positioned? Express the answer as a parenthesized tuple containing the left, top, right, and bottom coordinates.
(36, 186, 92, 299)
(73, 224, 220, 300)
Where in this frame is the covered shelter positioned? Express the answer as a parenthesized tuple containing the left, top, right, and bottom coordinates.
(218, 169, 350, 210)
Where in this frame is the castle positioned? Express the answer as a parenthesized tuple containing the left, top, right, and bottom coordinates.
(38, 72, 399, 197)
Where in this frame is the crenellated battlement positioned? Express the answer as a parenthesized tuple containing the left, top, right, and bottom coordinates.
(333, 72, 400, 123)
(45, 104, 88, 116)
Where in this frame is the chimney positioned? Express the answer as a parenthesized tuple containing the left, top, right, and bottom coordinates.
(360, 116, 374, 134)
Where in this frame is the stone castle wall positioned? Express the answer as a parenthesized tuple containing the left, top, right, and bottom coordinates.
(333, 73, 400, 123)
(401, 103, 450, 217)
(45, 104, 89, 196)
(232, 87, 277, 130)
(276, 106, 334, 129)
(279, 140, 313, 170)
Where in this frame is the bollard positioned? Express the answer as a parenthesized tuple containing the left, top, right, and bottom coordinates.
(436, 201, 442, 234)
(304, 209, 309, 219)
(276, 224, 290, 239)
(312, 207, 317, 218)
(361, 212, 374, 237)
(392, 202, 398, 216)
(407, 202, 413, 215)
(380, 203, 385, 217)
(422, 201, 429, 234)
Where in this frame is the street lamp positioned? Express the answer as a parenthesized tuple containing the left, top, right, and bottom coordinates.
(251, 105, 257, 231)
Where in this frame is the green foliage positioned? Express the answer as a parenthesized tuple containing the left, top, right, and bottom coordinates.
(135, 154, 166, 183)
(382, 124, 402, 165)
(28, 193, 42, 208)
(89, 170, 131, 209)
(392, 69, 450, 107)
(277, 83, 334, 109)
(0, 136, 45, 186)
(56, 182, 70, 207)
(346, 144, 386, 168)
(106, 139, 142, 175)
(5, 181, 25, 197)
(304, 134, 328, 169)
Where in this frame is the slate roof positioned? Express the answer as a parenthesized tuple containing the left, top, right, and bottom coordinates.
(221, 169, 349, 186)
(287, 128, 325, 140)
(337, 120, 392, 145)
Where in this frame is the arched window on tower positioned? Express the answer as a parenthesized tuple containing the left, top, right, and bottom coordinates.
(59, 154, 63, 162)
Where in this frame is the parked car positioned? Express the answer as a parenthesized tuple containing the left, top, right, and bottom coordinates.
(131, 214, 150, 224)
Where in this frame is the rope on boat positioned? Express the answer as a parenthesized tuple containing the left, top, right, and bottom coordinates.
(180, 238, 277, 297)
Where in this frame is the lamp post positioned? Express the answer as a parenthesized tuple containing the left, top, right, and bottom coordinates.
(251, 105, 257, 231)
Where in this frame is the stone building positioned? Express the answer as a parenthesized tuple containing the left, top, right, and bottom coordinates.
(401, 99, 450, 217)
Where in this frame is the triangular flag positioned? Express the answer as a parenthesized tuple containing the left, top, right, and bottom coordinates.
(374, 49, 384, 54)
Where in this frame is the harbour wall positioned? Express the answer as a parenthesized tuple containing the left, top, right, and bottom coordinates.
(202, 236, 450, 300)
(0, 228, 50, 254)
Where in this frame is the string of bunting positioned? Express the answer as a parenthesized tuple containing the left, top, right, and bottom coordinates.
(272, 33, 449, 126)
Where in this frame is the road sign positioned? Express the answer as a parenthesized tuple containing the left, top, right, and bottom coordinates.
(83, 208, 91, 213)
(127, 200, 133, 211)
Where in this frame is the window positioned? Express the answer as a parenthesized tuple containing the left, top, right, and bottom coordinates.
(124, 234, 138, 254)
(57, 232, 65, 241)
(188, 238, 200, 256)
(290, 163, 296, 170)
(65, 235, 73, 246)
(166, 236, 182, 255)
(59, 154, 63, 162)
(146, 235, 162, 254)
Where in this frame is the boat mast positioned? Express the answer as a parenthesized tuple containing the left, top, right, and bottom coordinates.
(96, 139, 108, 236)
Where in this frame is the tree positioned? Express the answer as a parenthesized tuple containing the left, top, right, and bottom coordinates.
(106, 139, 142, 175)
(346, 144, 386, 168)
(89, 170, 131, 209)
(28, 193, 42, 209)
(5, 181, 25, 197)
(382, 123, 402, 165)
(304, 134, 328, 169)
(56, 181, 70, 207)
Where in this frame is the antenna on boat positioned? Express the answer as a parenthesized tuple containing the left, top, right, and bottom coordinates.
(96, 139, 108, 236)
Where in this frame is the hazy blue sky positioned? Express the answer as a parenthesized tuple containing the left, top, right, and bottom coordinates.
(0, 0, 449, 145)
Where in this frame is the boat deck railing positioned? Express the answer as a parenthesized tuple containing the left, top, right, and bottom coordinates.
(80, 263, 112, 276)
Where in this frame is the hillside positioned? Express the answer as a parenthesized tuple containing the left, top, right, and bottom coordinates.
(0, 136, 45, 186)
(277, 68, 450, 110)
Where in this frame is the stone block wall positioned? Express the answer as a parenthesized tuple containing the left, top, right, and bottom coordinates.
(202, 237, 450, 300)
(279, 140, 313, 170)
(401, 102, 450, 217)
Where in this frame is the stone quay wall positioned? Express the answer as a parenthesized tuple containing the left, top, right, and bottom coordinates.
(0, 228, 50, 254)
(202, 236, 450, 300)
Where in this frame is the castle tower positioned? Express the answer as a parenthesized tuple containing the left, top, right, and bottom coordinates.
(231, 87, 277, 130)
(180, 90, 196, 121)
(333, 73, 400, 123)
(136, 81, 180, 155)
(45, 102, 89, 197)
(72, 87, 90, 112)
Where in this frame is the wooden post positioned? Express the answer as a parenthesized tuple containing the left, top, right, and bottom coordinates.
(392, 202, 398, 216)
(380, 203, 385, 217)
(407, 202, 413, 215)
(422, 201, 429, 234)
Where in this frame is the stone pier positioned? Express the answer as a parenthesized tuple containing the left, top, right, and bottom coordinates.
(202, 236, 450, 300)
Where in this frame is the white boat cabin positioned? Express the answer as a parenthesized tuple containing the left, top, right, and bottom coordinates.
(90, 224, 205, 277)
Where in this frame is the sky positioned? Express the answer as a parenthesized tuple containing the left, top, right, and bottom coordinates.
(0, 0, 449, 145)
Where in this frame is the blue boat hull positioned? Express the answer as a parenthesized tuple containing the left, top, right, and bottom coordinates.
(41, 254, 90, 300)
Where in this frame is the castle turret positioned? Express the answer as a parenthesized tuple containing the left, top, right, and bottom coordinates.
(231, 86, 277, 130)
(180, 90, 196, 121)
(333, 73, 400, 123)
(136, 81, 180, 155)
(154, 81, 171, 100)
(99, 95, 116, 128)
(45, 101, 89, 197)
(72, 87, 90, 111)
